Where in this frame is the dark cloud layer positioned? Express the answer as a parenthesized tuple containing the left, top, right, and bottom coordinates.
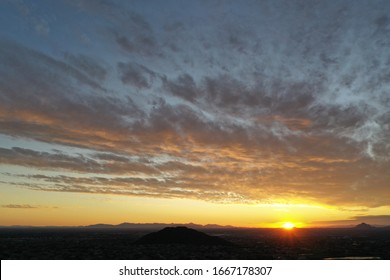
(0, 0, 389, 208)
(118, 62, 157, 89)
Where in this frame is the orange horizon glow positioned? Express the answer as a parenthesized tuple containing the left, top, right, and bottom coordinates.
(2, 186, 389, 228)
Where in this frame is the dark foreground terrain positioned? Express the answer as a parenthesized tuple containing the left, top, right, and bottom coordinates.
(1, 226, 390, 259)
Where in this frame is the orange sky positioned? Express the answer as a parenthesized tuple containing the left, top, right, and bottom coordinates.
(2, 181, 390, 227)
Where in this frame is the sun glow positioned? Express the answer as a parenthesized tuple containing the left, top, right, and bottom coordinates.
(282, 222, 295, 230)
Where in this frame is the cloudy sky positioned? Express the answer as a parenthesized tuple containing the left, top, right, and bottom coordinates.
(0, 0, 389, 227)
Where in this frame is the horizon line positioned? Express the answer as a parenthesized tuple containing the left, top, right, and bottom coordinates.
(0, 221, 388, 229)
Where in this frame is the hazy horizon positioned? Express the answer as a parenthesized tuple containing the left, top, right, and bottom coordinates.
(1, 0, 390, 229)
(1, 220, 389, 229)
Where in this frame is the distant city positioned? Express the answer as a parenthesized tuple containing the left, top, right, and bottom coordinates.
(1, 223, 389, 260)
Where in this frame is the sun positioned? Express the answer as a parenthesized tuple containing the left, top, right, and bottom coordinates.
(282, 222, 295, 230)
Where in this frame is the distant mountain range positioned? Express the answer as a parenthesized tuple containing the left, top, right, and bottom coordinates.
(1, 222, 390, 229)
(85, 222, 234, 230)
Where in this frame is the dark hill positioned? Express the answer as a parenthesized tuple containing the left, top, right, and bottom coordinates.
(86, 222, 234, 230)
(355, 223, 374, 229)
(135, 226, 232, 246)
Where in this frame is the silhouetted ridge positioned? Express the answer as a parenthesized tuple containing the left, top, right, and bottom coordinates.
(86, 223, 115, 228)
(355, 223, 374, 229)
(85, 222, 234, 229)
(135, 226, 232, 245)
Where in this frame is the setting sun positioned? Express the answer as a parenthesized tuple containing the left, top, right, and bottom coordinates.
(282, 222, 295, 230)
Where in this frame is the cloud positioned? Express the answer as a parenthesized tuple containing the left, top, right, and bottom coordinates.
(0, 40, 105, 91)
(115, 34, 158, 56)
(0, 1, 390, 209)
(118, 62, 157, 89)
(0, 147, 159, 175)
(0, 40, 144, 151)
(1, 33, 388, 207)
(4, 144, 389, 207)
(64, 52, 108, 81)
(1, 204, 57, 209)
(163, 73, 317, 118)
(13, 174, 249, 203)
(111, 11, 160, 57)
(2, 204, 38, 209)
(163, 74, 199, 102)
(68, 0, 160, 56)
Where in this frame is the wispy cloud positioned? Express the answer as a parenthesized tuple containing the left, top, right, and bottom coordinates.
(1, 204, 58, 209)
(118, 62, 158, 89)
(2, 204, 38, 209)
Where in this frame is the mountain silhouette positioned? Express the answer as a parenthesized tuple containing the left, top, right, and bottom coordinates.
(86, 222, 233, 230)
(354, 223, 374, 229)
(135, 226, 232, 245)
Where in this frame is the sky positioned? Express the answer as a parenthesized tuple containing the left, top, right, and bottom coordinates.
(0, 0, 389, 227)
